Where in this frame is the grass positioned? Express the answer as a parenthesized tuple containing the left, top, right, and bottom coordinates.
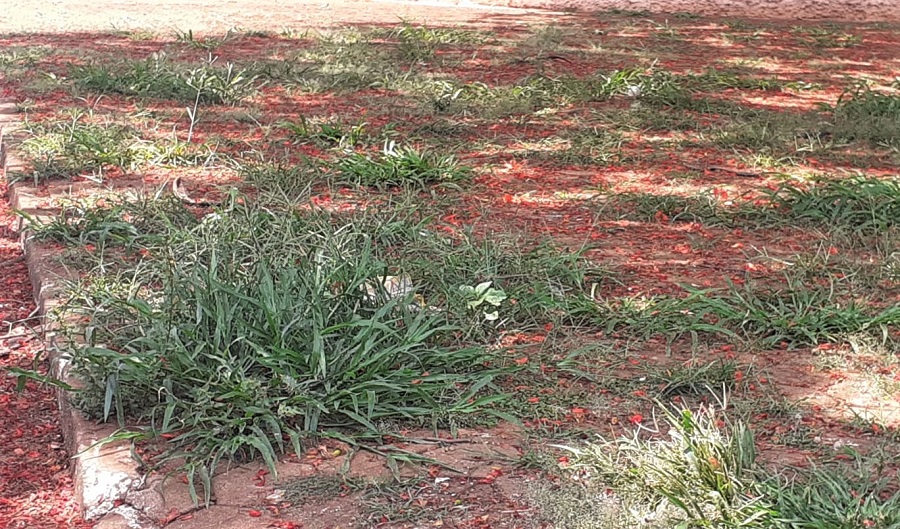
(0, 47, 48, 75)
(543, 401, 900, 529)
(715, 85, 900, 154)
(576, 272, 900, 349)
(767, 451, 900, 528)
(173, 28, 235, 50)
(8, 16, 900, 523)
(239, 161, 315, 204)
(555, 402, 768, 528)
(600, 176, 900, 236)
(46, 192, 603, 499)
(60, 200, 520, 500)
(279, 115, 368, 148)
(70, 54, 259, 104)
(25, 194, 198, 248)
(648, 359, 744, 398)
(15, 111, 218, 182)
(17, 113, 139, 181)
(332, 142, 472, 187)
(792, 26, 863, 48)
(827, 85, 900, 147)
(385, 22, 485, 62)
(524, 126, 625, 166)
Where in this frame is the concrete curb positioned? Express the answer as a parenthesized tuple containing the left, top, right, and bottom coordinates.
(0, 99, 161, 529)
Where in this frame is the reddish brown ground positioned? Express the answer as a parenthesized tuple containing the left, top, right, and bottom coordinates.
(0, 180, 91, 528)
(2, 1, 900, 528)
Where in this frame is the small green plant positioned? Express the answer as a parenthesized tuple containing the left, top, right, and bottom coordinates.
(424, 79, 500, 113)
(593, 67, 687, 105)
(25, 195, 198, 248)
(289, 30, 411, 93)
(239, 161, 315, 204)
(459, 281, 507, 321)
(715, 110, 826, 154)
(279, 116, 367, 147)
(773, 176, 900, 235)
(333, 141, 471, 187)
(690, 68, 783, 92)
(542, 403, 900, 529)
(173, 28, 233, 49)
(17, 112, 219, 183)
(557, 402, 770, 528)
(605, 8, 651, 17)
(602, 177, 900, 236)
(793, 26, 862, 48)
(525, 126, 624, 166)
(388, 22, 481, 62)
(0, 47, 47, 73)
(826, 85, 900, 146)
(581, 272, 899, 349)
(648, 359, 743, 398)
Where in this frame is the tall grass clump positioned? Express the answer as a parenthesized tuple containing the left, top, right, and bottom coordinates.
(17, 111, 220, 182)
(61, 203, 511, 500)
(333, 142, 472, 187)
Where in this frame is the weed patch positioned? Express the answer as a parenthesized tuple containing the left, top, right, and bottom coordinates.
(581, 275, 899, 348)
(793, 26, 863, 48)
(602, 176, 900, 236)
(71, 54, 260, 104)
(279, 115, 368, 148)
(555, 403, 768, 528)
(61, 201, 517, 500)
(332, 142, 471, 187)
(15, 112, 218, 182)
(49, 193, 603, 499)
(767, 451, 900, 527)
(382, 22, 485, 62)
(542, 402, 900, 529)
(827, 85, 900, 147)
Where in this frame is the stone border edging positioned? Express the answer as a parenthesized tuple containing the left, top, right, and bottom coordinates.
(0, 99, 163, 529)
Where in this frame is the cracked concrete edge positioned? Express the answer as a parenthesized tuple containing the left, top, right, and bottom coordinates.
(0, 98, 161, 529)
